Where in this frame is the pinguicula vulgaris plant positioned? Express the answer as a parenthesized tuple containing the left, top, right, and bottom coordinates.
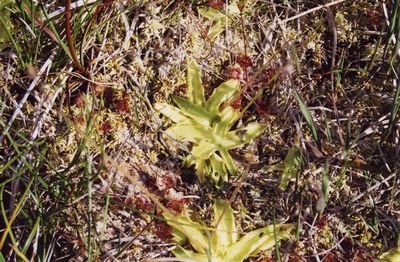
(155, 59, 266, 184)
(162, 199, 293, 262)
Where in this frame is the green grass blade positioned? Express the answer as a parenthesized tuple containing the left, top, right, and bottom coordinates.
(40, 6, 73, 61)
(387, 82, 400, 135)
(0, 252, 6, 262)
(0, 15, 26, 68)
(21, 217, 40, 254)
(0, 176, 34, 250)
(293, 89, 320, 147)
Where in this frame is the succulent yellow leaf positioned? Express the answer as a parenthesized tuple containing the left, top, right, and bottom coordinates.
(208, 20, 226, 40)
(187, 58, 205, 106)
(198, 3, 240, 40)
(227, 224, 293, 261)
(218, 148, 236, 175)
(198, 7, 224, 21)
(380, 245, 400, 262)
(225, 123, 267, 149)
(172, 247, 209, 262)
(228, 3, 241, 14)
(213, 200, 237, 248)
(166, 123, 209, 143)
(163, 212, 210, 254)
(215, 107, 241, 135)
(205, 79, 240, 115)
(195, 159, 209, 183)
(210, 154, 227, 183)
(154, 102, 189, 123)
(192, 141, 218, 160)
(172, 95, 217, 126)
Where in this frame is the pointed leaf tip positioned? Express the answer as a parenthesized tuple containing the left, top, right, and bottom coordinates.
(187, 58, 205, 106)
(206, 79, 241, 114)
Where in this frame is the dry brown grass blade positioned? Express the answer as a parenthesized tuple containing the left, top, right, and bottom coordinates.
(279, 0, 349, 24)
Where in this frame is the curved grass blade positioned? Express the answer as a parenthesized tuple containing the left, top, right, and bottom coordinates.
(293, 89, 320, 147)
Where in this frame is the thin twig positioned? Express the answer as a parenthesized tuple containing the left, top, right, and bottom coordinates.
(44, 0, 97, 20)
(350, 173, 397, 203)
(279, 0, 348, 24)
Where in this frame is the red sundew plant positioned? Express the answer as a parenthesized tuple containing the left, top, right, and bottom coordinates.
(208, 0, 225, 10)
(237, 54, 253, 69)
(99, 120, 112, 133)
(114, 97, 131, 114)
(227, 67, 241, 80)
(154, 222, 173, 241)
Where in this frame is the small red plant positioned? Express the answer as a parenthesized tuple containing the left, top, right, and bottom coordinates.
(99, 120, 112, 133)
(125, 195, 153, 212)
(162, 174, 177, 191)
(114, 97, 131, 114)
(254, 67, 277, 86)
(227, 67, 241, 80)
(315, 215, 328, 229)
(166, 199, 184, 213)
(208, 0, 225, 10)
(135, 196, 153, 212)
(366, 9, 382, 27)
(351, 251, 375, 262)
(154, 222, 173, 241)
(255, 99, 272, 116)
(166, 197, 189, 213)
(74, 93, 85, 108)
(139, 172, 158, 192)
(237, 54, 252, 68)
(230, 94, 243, 109)
(124, 195, 134, 205)
(74, 116, 85, 125)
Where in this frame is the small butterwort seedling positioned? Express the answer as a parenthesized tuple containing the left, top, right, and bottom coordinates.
(198, 2, 240, 40)
(155, 59, 266, 184)
(162, 200, 293, 262)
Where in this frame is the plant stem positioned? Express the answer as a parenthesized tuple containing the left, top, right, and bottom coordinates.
(65, 0, 85, 72)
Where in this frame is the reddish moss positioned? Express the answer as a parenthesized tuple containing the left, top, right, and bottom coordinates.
(139, 172, 158, 192)
(208, 0, 224, 10)
(114, 97, 131, 114)
(74, 93, 85, 108)
(162, 174, 177, 191)
(237, 54, 252, 68)
(230, 94, 243, 109)
(166, 198, 189, 213)
(255, 99, 272, 116)
(125, 195, 153, 212)
(227, 67, 241, 80)
(99, 120, 112, 133)
(154, 222, 173, 241)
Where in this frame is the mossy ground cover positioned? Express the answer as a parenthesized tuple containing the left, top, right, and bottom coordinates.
(0, 0, 399, 261)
